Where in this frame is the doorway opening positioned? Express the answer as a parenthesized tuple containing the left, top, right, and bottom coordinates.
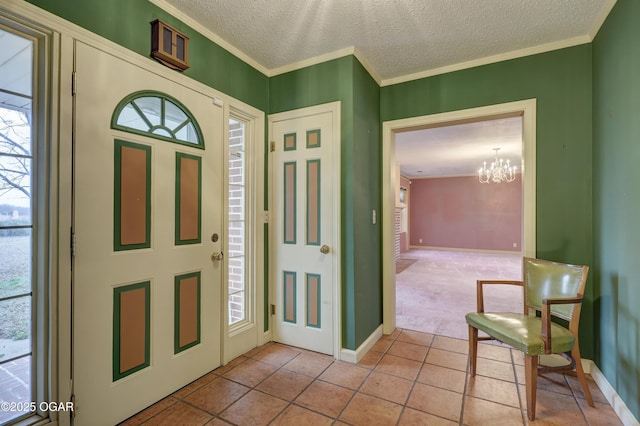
(381, 99, 537, 335)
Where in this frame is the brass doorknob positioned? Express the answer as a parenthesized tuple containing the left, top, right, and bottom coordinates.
(320, 244, 330, 254)
(211, 251, 224, 262)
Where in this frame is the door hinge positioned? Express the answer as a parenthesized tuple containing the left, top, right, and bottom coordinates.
(270, 141, 275, 152)
(270, 304, 276, 315)
(72, 71, 77, 96)
(70, 229, 76, 257)
(263, 211, 270, 223)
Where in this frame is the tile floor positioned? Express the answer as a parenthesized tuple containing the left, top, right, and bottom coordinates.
(120, 329, 622, 426)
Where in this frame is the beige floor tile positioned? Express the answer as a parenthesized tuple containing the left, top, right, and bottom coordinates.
(318, 361, 370, 389)
(398, 407, 458, 425)
(172, 372, 219, 399)
(466, 375, 520, 408)
(357, 349, 383, 369)
(212, 356, 248, 376)
(371, 336, 395, 352)
(396, 329, 434, 346)
(406, 382, 462, 422)
(577, 398, 624, 425)
(119, 396, 178, 426)
(250, 343, 302, 367)
(143, 401, 212, 425)
(283, 351, 333, 377)
(388, 340, 429, 362)
(425, 348, 469, 372)
(475, 357, 515, 382)
(477, 341, 512, 362)
(295, 381, 354, 418)
(255, 369, 313, 401)
(417, 363, 466, 393)
(183, 377, 250, 415)
(432, 335, 469, 354)
(222, 359, 277, 387)
(375, 354, 422, 381)
(271, 405, 333, 425)
(360, 371, 413, 405)
(463, 395, 524, 426)
(218, 390, 287, 426)
(339, 393, 403, 425)
(519, 385, 585, 423)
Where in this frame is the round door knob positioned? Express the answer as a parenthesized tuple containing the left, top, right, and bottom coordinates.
(320, 244, 330, 254)
(211, 251, 224, 262)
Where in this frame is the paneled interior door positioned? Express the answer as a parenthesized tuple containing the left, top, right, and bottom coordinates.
(270, 104, 338, 355)
(72, 41, 223, 425)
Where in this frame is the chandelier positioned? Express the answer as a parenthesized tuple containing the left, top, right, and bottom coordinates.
(478, 148, 516, 184)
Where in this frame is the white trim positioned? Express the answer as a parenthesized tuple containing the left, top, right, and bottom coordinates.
(588, 0, 618, 40)
(267, 101, 342, 359)
(340, 325, 383, 364)
(148, 0, 270, 76)
(381, 36, 590, 87)
(382, 99, 536, 335)
(583, 359, 640, 426)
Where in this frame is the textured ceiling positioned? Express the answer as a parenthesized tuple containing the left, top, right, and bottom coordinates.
(396, 116, 523, 179)
(156, 0, 614, 84)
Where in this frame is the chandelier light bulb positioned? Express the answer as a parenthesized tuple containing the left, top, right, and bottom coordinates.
(478, 148, 517, 184)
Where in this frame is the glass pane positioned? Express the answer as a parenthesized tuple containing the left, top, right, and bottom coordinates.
(174, 122, 198, 144)
(0, 355, 31, 424)
(151, 128, 173, 138)
(176, 35, 185, 61)
(227, 221, 244, 258)
(228, 151, 244, 185)
(0, 29, 33, 98)
(164, 100, 188, 130)
(0, 296, 31, 355)
(229, 291, 244, 325)
(0, 155, 32, 214)
(0, 107, 31, 157)
(228, 185, 244, 222)
(162, 27, 172, 55)
(116, 103, 150, 131)
(0, 229, 32, 299)
(133, 97, 162, 126)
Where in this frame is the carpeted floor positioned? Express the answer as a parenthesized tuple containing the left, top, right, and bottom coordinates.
(396, 249, 522, 340)
(395, 257, 418, 274)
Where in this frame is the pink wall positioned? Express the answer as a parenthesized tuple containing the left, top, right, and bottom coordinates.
(409, 175, 522, 252)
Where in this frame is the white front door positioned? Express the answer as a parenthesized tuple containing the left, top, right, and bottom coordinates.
(72, 42, 223, 425)
(269, 103, 340, 356)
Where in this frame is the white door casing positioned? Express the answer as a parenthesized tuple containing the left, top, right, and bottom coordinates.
(73, 41, 223, 425)
(269, 102, 341, 356)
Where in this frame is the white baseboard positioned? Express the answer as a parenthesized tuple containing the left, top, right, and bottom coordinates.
(583, 359, 639, 426)
(340, 325, 383, 363)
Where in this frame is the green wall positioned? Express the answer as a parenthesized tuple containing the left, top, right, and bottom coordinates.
(381, 45, 595, 357)
(593, 0, 640, 419)
(270, 56, 382, 350)
(25, 0, 269, 111)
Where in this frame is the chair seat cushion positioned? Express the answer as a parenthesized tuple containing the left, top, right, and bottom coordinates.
(465, 312, 575, 355)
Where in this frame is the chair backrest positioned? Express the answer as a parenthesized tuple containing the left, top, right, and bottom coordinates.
(522, 257, 589, 321)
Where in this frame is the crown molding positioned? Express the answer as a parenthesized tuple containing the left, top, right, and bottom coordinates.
(380, 35, 591, 87)
(148, 0, 270, 76)
(588, 0, 617, 40)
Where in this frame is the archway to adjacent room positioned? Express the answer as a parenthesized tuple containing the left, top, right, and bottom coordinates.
(381, 99, 537, 335)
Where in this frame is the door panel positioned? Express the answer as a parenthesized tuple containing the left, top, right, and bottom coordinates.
(270, 107, 336, 355)
(73, 42, 222, 425)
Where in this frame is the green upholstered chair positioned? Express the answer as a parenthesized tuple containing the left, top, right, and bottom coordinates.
(465, 257, 595, 420)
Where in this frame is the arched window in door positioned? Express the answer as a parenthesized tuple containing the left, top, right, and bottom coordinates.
(111, 91, 204, 148)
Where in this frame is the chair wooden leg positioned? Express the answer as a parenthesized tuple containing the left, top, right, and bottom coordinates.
(571, 344, 595, 407)
(524, 354, 538, 421)
(468, 325, 478, 376)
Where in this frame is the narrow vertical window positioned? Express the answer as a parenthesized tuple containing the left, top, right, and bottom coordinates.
(0, 27, 34, 425)
(227, 118, 246, 325)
